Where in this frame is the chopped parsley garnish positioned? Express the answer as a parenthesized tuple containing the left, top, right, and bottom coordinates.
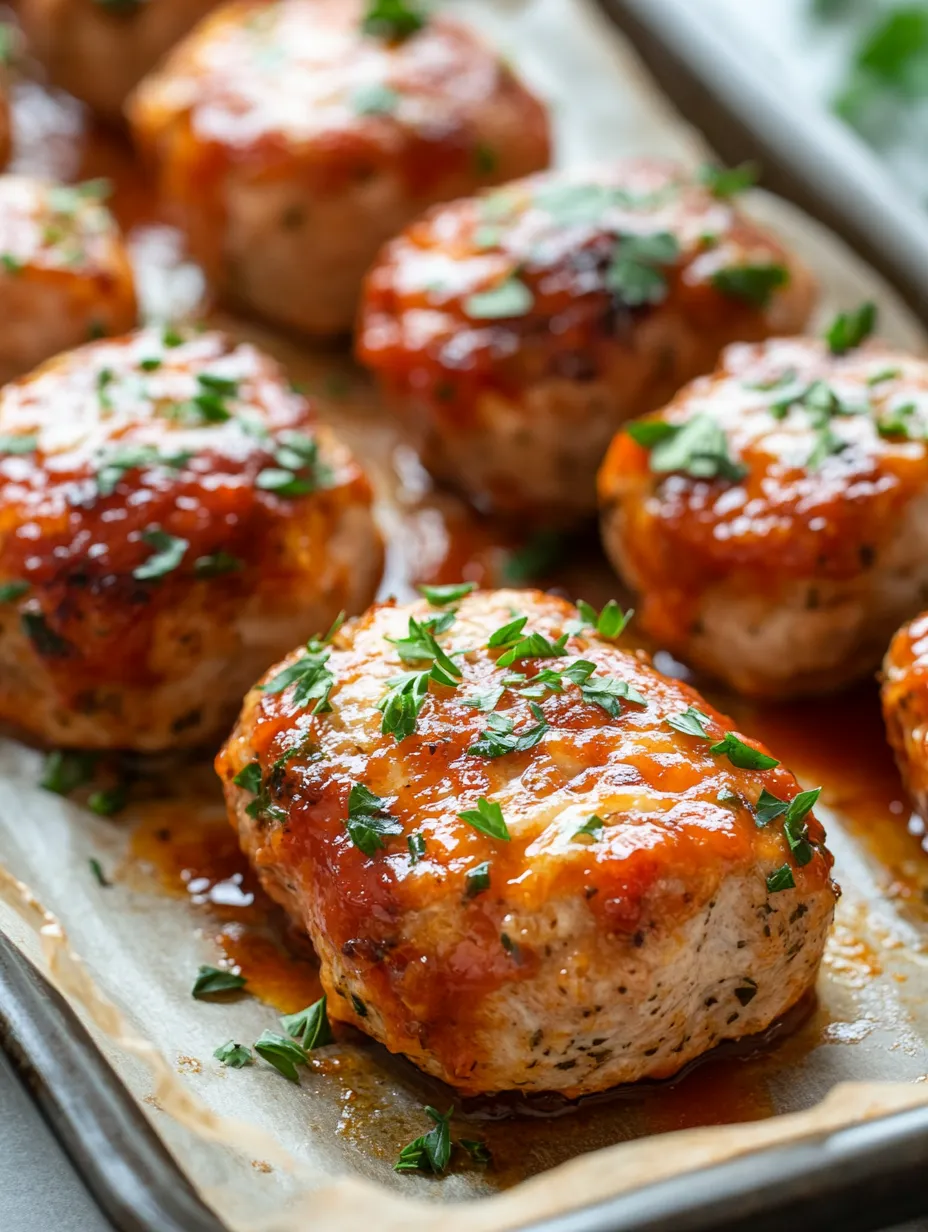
(194, 551, 243, 578)
(877, 401, 922, 439)
(1, 253, 22, 274)
(345, 784, 402, 856)
(162, 326, 184, 347)
(256, 432, 331, 497)
(569, 666, 647, 716)
(572, 598, 633, 639)
(709, 733, 779, 771)
(362, 0, 426, 40)
(254, 1030, 307, 1083)
(418, 581, 477, 607)
(607, 231, 680, 306)
(487, 618, 568, 669)
(214, 1041, 253, 1068)
(464, 276, 534, 320)
(191, 965, 247, 999)
(41, 750, 95, 795)
(261, 642, 335, 714)
(139, 357, 162, 372)
(458, 797, 510, 840)
(352, 83, 400, 115)
(465, 861, 491, 898)
(394, 1106, 452, 1175)
(825, 301, 877, 354)
(755, 788, 789, 826)
(637, 413, 747, 482)
(88, 787, 126, 817)
(386, 615, 462, 682)
(573, 814, 605, 841)
(281, 996, 333, 1050)
(233, 762, 262, 795)
(0, 433, 38, 454)
(379, 655, 461, 741)
(468, 704, 548, 758)
(806, 423, 847, 470)
(475, 144, 498, 175)
(407, 832, 427, 863)
(711, 262, 789, 308)
(461, 683, 506, 712)
(0, 581, 29, 603)
(133, 527, 188, 581)
(756, 787, 820, 868)
(666, 706, 712, 739)
(88, 857, 110, 887)
(697, 161, 759, 198)
(766, 863, 795, 893)
(460, 1139, 492, 1165)
(95, 445, 190, 497)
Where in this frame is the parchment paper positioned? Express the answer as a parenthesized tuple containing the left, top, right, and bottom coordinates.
(2, 2, 928, 1230)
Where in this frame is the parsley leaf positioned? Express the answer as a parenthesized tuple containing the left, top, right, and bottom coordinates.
(755, 788, 789, 826)
(254, 1030, 307, 1083)
(460, 1138, 492, 1165)
(646, 414, 747, 482)
(261, 646, 334, 714)
(573, 814, 605, 841)
(346, 784, 402, 856)
(133, 527, 188, 581)
(464, 276, 534, 320)
(698, 161, 759, 198)
(607, 231, 680, 306)
(0, 433, 38, 454)
(825, 301, 877, 354)
(192, 965, 247, 999)
(573, 598, 633, 639)
(465, 861, 491, 898)
(0, 580, 29, 603)
(386, 615, 462, 679)
(362, 0, 426, 40)
(233, 761, 262, 795)
(766, 863, 795, 893)
(214, 1041, 253, 1068)
(458, 797, 511, 840)
(418, 581, 477, 606)
(379, 659, 460, 740)
(460, 683, 506, 712)
(281, 995, 333, 1050)
(625, 420, 679, 449)
(194, 551, 243, 578)
(711, 262, 789, 307)
(496, 630, 568, 669)
(666, 706, 712, 739)
(709, 733, 780, 770)
(407, 832, 427, 863)
(394, 1106, 453, 1175)
(576, 672, 647, 717)
(41, 750, 96, 795)
(468, 704, 548, 758)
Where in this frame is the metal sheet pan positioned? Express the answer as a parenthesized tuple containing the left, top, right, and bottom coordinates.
(3, 2, 928, 1229)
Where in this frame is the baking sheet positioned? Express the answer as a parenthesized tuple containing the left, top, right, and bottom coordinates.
(2, 1, 928, 1229)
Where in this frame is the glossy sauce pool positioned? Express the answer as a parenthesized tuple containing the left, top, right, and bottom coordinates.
(7, 46, 928, 1190)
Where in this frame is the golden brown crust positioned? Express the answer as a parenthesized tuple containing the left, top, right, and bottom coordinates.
(883, 612, 928, 821)
(356, 160, 815, 520)
(599, 336, 928, 696)
(0, 176, 138, 385)
(20, 0, 221, 121)
(217, 589, 836, 1093)
(0, 327, 383, 749)
(127, 0, 551, 335)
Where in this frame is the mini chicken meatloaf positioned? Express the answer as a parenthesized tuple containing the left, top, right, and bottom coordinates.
(0, 327, 382, 751)
(599, 314, 928, 698)
(127, 0, 551, 337)
(217, 587, 836, 1096)
(357, 161, 815, 523)
(20, 0, 221, 122)
(0, 176, 137, 386)
(882, 613, 928, 822)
